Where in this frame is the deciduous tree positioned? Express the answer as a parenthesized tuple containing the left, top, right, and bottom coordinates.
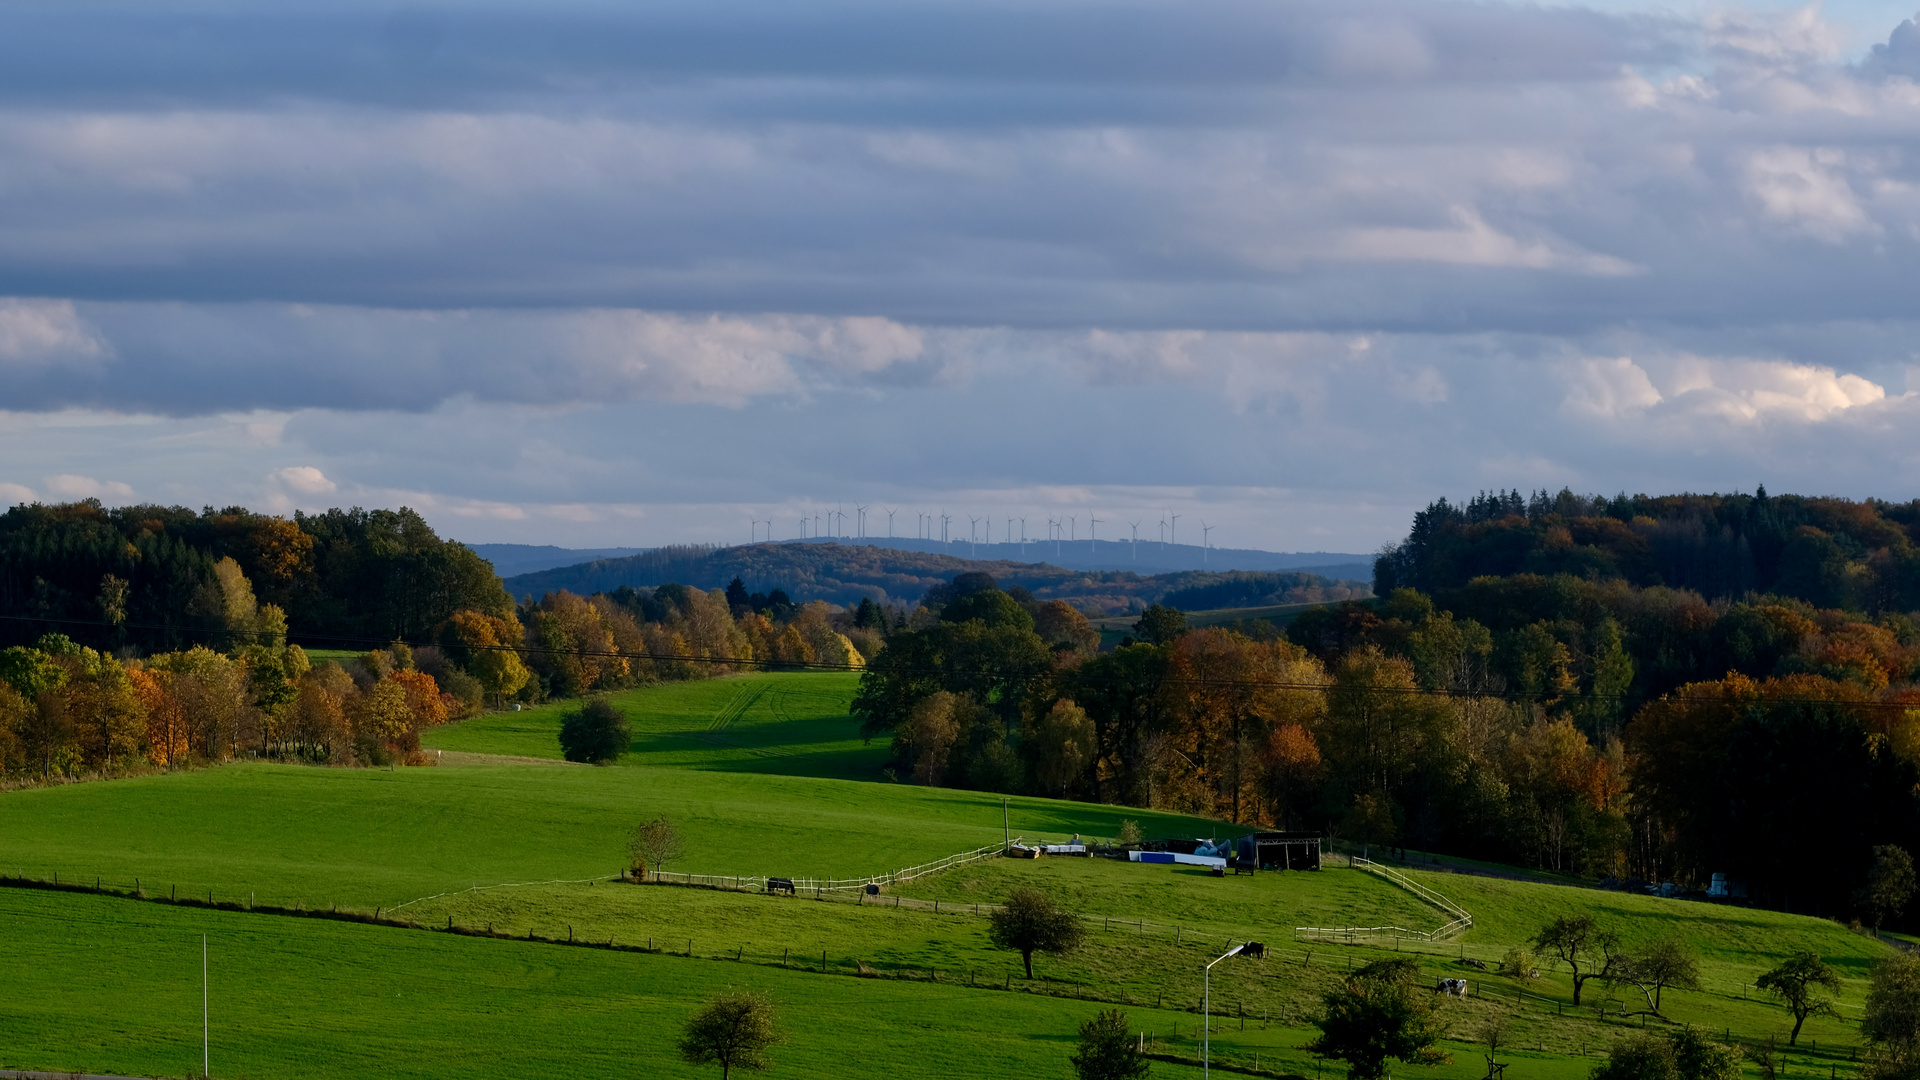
(989, 886, 1087, 978)
(1071, 1008, 1150, 1080)
(1756, 951, 1842, 1045)
(678, 990, 782, 1080)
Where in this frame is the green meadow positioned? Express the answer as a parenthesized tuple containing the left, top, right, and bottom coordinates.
(0, 671, 1902, 1079)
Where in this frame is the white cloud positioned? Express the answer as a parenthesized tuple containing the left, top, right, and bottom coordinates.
(1660, 357, 1888, 421)
(41, 474, 133, 500)
(0, 299, 109, 366)
(1337, 208, 1642, 276)
(1746, 147, 1878, 241)
(270, 465, 336, 495)
(1565, 357, 1665, 417)
(0, 481, 37, 504)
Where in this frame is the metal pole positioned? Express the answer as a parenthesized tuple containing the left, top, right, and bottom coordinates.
(1003, 797, 1010, 853)
(1204, 943, 1245, 1080)
(202, 933, 209, 1078)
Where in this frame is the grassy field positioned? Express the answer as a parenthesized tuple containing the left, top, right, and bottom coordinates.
(0, 761, 1227, 911)
(0, 670, 1901, 1079)
(422, 673, 884, 780)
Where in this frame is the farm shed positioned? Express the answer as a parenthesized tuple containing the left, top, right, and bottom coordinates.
(1233, 831, 1321, 871)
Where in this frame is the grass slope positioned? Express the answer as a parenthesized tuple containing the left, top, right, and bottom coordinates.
(2, 671, 1899, 1080)
(0, 760, 1225, 912)
(0, 887, 1235, 1080)
(423, 673, 884, 780)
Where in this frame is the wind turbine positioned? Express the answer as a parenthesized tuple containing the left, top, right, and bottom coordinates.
(1201, 521, 1214, 564)
(968, 514, 981, 557)
(856, 504, 868, 540)
(1088, 516, 1102, 556)
(1068, 515, 1077, 543)
(886, 507, 897, 539)
(1128, 520, 1141, 561)
(1169, 512, 1181, 549)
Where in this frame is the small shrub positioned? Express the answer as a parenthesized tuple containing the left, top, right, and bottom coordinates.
(1501, 946, 1537, 978)
(1117, 819, 1143, 847)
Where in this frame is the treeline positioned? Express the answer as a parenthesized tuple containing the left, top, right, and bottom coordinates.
(503, 541, 1367, 614)
(856, 509, 1920, 924)
(1375, 486, 1920, 611)
(0, 501, 511, 650)
(0, 549, 885, 780)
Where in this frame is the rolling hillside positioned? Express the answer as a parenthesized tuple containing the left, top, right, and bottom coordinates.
(502, 541, 1371, 613)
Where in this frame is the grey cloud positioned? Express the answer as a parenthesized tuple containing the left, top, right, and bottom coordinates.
(0, 2, 1677, 112)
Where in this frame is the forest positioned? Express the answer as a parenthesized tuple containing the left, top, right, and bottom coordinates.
(10, 490, 1920, 925)
(0, 500, 511, 651)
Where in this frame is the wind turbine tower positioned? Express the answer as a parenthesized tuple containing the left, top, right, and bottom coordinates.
(1088, 516, 1102, 556)
(886, 507, 896, 539)
(1201, 521, 1214, 564)
(1128, 520, 1140, 561)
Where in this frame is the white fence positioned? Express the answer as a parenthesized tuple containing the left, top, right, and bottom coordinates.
(644, 839, 1015, 895)
(1294, 855, 1473, 944)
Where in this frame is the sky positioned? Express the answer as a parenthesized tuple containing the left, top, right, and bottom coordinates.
(5, 1, 1920, 554)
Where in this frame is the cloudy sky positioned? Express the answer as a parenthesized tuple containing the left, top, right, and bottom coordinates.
(6, 0, 1920, 552)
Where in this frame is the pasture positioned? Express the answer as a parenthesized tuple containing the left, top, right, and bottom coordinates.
(0, 670, 1902, 1079)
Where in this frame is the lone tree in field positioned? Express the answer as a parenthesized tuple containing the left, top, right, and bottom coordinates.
(1534, 914, 1622, 1007)
(1613, 938, 1701, 1018)
(1071, 1008, 1150, 1080)
(1307, 958, 1450, 1080)
(989, 885, 1087, 979)
(679, 990, 783, 1080)
(1756, 951, 1842, 1045)
(558, 697, 630, 764)
(629, 816, 684, 881)
(1859, 846, 1918, 934)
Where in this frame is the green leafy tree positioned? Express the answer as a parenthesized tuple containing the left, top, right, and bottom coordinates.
(1306, 958, 1451, 1080)
(1756, 951, 1842, 1045)
(989, 885, 1087, 979)
(1132, 605, 1186, 646)
(1863, 951, 1920, 1080)
(1534, 914, 1622, 1007)
(1860, 846, 1918, 933)
(1593, 1031, 1741, 1080)
(558, 698, 630, 764)
(1070, 1008, 1150, 1080)
(1612, 938, 1701, 1017)
(678, 990, 783, 1080)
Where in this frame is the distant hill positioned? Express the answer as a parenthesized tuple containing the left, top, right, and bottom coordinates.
(466, 543, 649, 578)
(798, 536, 1371, 576)
(502, 541, 1371, 615)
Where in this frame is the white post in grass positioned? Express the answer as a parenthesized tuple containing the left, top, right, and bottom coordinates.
(1204, 943, 1247, 1079)
(203, 933, 209, 1078)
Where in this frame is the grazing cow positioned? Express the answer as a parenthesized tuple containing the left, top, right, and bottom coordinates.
(1435, 978, 1468, 997)
(1240, 941, 1266, 959)
(766, 877, 796, 895)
